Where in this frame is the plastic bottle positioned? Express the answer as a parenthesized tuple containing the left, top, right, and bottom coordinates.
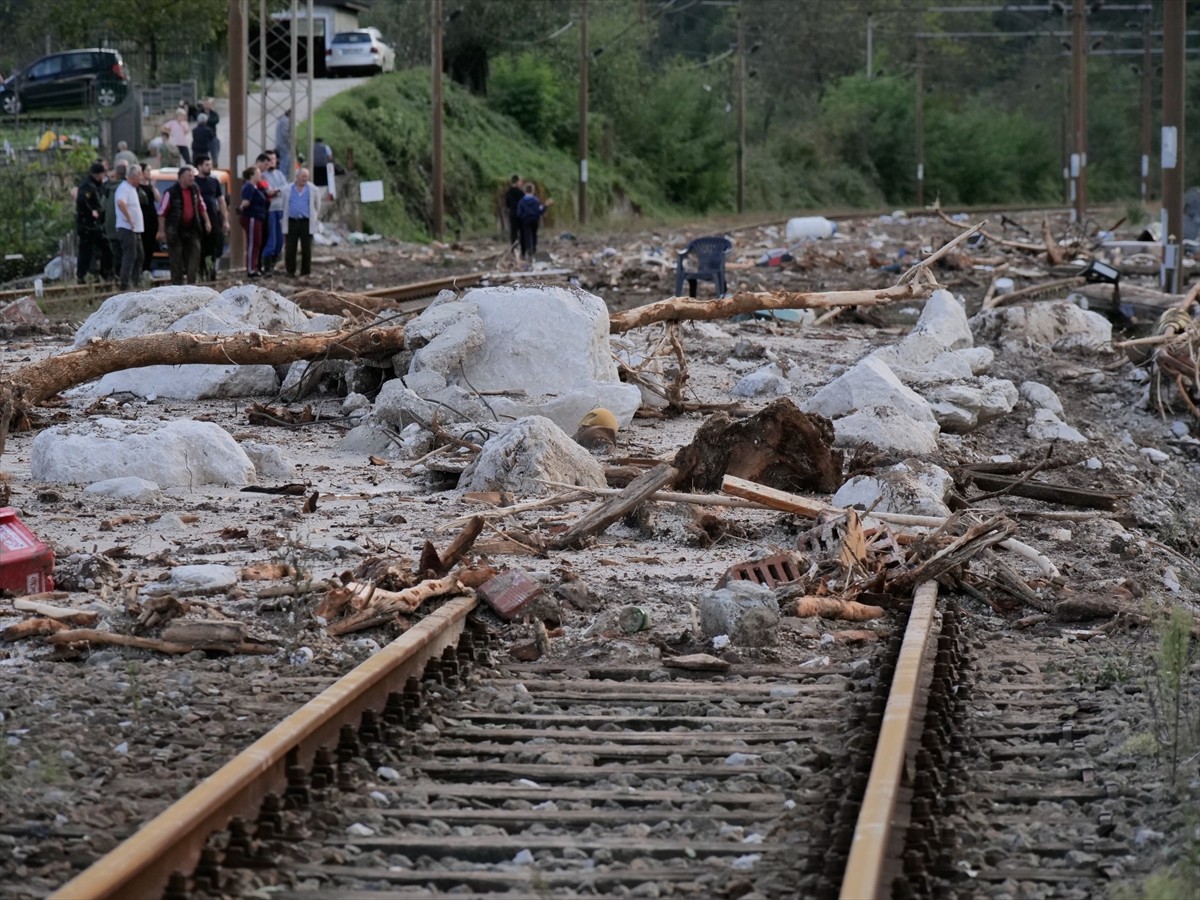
(785, 216, 837, 242)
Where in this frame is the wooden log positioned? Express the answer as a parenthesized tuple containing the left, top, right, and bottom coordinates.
(2, 617, 70, 642)
(46, 628, 276, 655)
(608, 283, 935, 333)
(347, 574, 466, 616)
(160, 620, 247, 645)
(786, 597, 887, 621)
(891, 518, 1016, 594)
(12, 597, 100, 626)
(327, 609, 407, 636)
(438, 516, 485, 573)
(1042, 219, 1065, 267)
(11, 325, 408, 403)
(966, 472, 1121, 510)
(548, 463, 680, 550)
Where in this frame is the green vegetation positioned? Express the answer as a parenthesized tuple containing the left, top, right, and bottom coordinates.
(0, 145, 92, 279)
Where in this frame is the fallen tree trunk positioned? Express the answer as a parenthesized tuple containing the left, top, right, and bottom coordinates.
(12, 596, 100, 626)
(608, 283, 936, 333)
(787, 597, 887, 621)
(47, 628, 276, 655)
(10, 325, 408, 403)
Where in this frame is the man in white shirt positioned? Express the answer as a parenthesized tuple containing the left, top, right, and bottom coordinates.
(114, 164, 144, 290)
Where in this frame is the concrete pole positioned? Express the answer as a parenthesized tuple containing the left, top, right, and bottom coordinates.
(579, 0, 589, 225)
(259, 0, 268, 157)
(307, 0, 315, 170)
(229, 0, 246, 268)
(431, 0, 444, 240)
(1070, 0, 1087, 224)
(1161, 0, 1185, 293)
(1140, 13, 1152, 206)
(915, 35, 924, 207)
(289, 0, 297, 174)
(736, 0, 745, 214)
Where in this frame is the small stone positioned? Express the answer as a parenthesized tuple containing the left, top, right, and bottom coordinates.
(512, 848, 535, 865)
(346, 823, 375, 837)
(1139, 446, 1169, 463)
(376, 766, 401, 782)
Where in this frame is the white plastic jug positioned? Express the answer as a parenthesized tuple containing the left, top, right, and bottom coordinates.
(786, 216, 837, 242)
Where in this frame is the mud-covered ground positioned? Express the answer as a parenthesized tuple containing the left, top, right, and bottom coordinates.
(1, 209, 1198, 897)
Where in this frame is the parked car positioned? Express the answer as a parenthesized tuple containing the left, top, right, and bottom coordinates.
(0, 48, 129, 115)
(148, 167, 233, 276)
(325, 28, 395, 76)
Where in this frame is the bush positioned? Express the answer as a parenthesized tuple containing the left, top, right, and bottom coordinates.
(0, 147, 91, 280)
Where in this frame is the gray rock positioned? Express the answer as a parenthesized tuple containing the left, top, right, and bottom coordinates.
(832, 406, 939, 456)
(924, 377, 1018, 433)
(458, 416, 606, 497)
(342, 392, 371, 413)
(1026, 408, 1087, 443)
(73, 285, 222, 346)
(240, 441, 296, 478)
(699, 582, 779, 646)
(31, 418, 256, 487)
(1019, 381, 1064, 415)
(832, 460, 955, 517)
(911, 289, 973, 350)
(971, 302, 1112, 350)
(732, 365, 792, 398)
(802, 357, 936, 425)
(144, 564, 238, 598)
(82, 476, 161, 502)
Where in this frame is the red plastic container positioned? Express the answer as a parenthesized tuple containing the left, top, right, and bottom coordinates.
(0, 508, 55, 595)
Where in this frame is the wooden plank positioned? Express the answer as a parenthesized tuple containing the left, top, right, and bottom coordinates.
(410, 760, 770, 781)
(440, 726, 818, 745)
(376, 783, 791, 806)
(501, 663, 855, 679)
(549, 463, 679, 550)
(293, 864, 719, 889)
(967, 472, 1122, 509)
(335, 835, 785, 860)
(424, 739, 807, 760)
(453, 712, 847, 729)
(472, 686, 847, 704)
(972, 868, 1099, 882)
(361, 807, 789, 828)
(485, 678, 848, 696)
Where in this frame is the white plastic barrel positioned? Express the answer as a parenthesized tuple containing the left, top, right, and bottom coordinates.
(786, 216, 837, 242)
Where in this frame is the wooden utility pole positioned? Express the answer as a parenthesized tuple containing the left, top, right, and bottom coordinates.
(431, 0, 444, 240)
(736, 0, 745, 214)
(1069, 0, 1087, 223)
(1161, 0, 1185, 293)
(579, 0, 588, 226)
(229, 0, 246, 268)
(866, 12, 873, 79)
(915, 34, 924, 207)
(1140, 13, 1152, 206)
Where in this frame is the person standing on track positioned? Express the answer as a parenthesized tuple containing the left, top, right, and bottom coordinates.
(504, 174, 523, 256)
(74, 161, 111, 283)
(156, 165, 211, 285)
(516, 182, 552, 262)
(282, 167, 317, 278)
(113, 164, 144, 291)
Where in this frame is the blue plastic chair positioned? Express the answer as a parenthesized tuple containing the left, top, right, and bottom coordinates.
(675, 236, 732, 298)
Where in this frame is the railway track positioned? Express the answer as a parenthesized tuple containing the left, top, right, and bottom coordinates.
(46, 579, 1167, 899)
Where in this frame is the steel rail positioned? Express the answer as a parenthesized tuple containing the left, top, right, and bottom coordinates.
(839, 580, 941, 900)
(50, 595, 477, 900)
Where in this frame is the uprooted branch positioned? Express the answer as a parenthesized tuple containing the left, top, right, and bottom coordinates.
(608, 282, 937, 333)
(9, 325, 409, 404)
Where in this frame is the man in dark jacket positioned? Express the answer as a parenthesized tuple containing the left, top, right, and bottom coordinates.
(75, 162, 111, 283)
(504, 174, 523, 256)
(156, 165, 211, 285)
(516, 182, 552, 261)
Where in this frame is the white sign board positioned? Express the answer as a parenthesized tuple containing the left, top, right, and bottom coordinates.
(1162, 126, 1178, 170)
(360, 180, 385, 203)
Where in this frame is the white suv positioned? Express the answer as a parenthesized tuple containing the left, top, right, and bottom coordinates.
(325, 28, 395, 77)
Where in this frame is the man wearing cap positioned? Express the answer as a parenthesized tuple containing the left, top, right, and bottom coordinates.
(75, 162, 111, 283)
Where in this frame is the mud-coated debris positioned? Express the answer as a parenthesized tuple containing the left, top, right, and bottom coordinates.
(699, 582, 779, 647)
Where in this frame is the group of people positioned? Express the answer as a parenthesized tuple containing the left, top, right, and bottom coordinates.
(75, 159, 161, 290)
(151, 97, 222, 168)
(504, 174, 552, 262)
(238, 147, 319, 279)
(75, 154, 231, 289)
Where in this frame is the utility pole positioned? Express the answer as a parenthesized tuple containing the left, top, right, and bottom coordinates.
(229, 0, 246, 268)
(915, 34, 924, 206)
(579, 0, 588, 226)
(866, 12, 874, 79)
(431, 0, 444, 240)
(1140, 12, 1151, 206)
(736, 0, 745, 213)
(1161, 0, 1185, 293)
(1069, 0, 1087, 223)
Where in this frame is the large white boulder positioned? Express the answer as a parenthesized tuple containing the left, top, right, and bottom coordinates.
(31, 418, 256, 487)
(911, 289, 973, 350)
(802, 357, 936, 425)
(458, 416, 606, 497)
(924, 377, 1018, 433)
(832, 407, 940, 456)
(402, 286, 642, 433)
(833, 460, 955, 518)
(70, 285, 339, 400)
(970, 302, 1112, 350)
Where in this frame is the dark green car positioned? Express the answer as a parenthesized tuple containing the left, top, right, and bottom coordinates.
(1, 48, 130, 115)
